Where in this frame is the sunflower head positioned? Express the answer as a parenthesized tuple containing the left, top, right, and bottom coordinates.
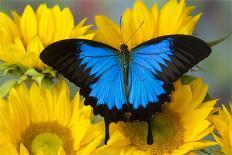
(94, 79, 217, 155)
(94, 0, 201, 50)
(0, 4, 94, 92)
(212, 103, 232, 154)
(0, 80, 103, 155)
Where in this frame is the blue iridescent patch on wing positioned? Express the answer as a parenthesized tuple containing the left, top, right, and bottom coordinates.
(128, 38, 174, 109)
(77, 42, 126, 110)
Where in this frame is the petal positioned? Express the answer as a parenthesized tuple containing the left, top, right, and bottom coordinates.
(169, 85, 192, 114)
(20, 143, 30, 155)
(20, 5, 38, 44)
(52, 7, 74, 42)
(131, 1, 155, 44)
(172, 140, 216, 155)
(29, 83, 48, 122)
(78, 133, 103, 155)
(58, 147, 66, 155)
(71, 18, 93, 39)
(95, 15, 121, 49)
(37, 4, 55, 45)
(27, 36, 44, 54)
(11, 11, 21, 27)
(0, 12, 20, 42)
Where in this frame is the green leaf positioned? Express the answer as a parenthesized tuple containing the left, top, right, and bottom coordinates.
(3, 66, 17, 75)
(208, 33, 231, 47)
(42, 68, 57, 77)
(19, 75, 29, 83)
(195, 65, 206, 72)
(204, 93, 213, 102)
(180, 75, 197, 84)
(0, 80, 17, 98)
(0, 62, 27, 76)
(41, 78, 55, 90)
(0, 63, 10, 70)
(25, 68, 45, 85)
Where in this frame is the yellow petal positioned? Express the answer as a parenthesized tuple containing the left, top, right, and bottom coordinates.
(130, 1, 155, 45)
(27, 36, 44, 54)
(29, 83, 46, 122)
(71, 18, 93, 39)
(20, 5, 37, 44)
(107, 130, 131, 146)
(37, 4, 55, 46)
(58, 147, 66, 155)
(52, 7, 74, 42)
(95, 15, 121, 49)
(20, 143, 30, 155)
(78, 134, 103, 155)
(0, 143, 18, 155)
(169, 85, 192, 113)
(11, 11, 21, 27)
(0, 12, 20, 42)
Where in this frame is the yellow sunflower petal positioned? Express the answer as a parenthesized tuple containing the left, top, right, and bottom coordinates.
(52, 7, 74, 42)
(20, 144, 30, 155)
(212, 103, 232, 153)
(37, 4, 55, 46)
(20, 5, 37, 44)
(0, 12, 20, 43)
(95, 15, 121, 49)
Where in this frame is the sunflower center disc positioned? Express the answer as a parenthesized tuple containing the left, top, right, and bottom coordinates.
(123, 109, 184, 154)
(21, 121, 74, 155)
(31, 132, 63, 155)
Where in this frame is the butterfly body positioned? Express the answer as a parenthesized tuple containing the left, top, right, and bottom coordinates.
(40, 35, 212, 145)
(119, 44, 130, 104)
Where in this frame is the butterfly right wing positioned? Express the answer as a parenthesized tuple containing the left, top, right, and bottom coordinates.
(40, 40, 127, 143)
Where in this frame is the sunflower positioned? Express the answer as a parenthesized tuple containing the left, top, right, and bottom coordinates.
(94, 0, 201, 50)
(0, 80, 103, 155)
(93, 79, 217, 155)
(212, 103, 232, 154)
(0, 4, 93, 68)
(0, 4, 94, 94)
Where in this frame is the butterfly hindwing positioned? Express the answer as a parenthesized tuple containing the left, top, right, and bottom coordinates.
(40, 40, 127, 124)
(128, 35, 212, 121)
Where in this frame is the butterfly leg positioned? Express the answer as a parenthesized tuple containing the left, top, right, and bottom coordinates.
(147, 118, 153, 145)
(104, 119, 110, 144)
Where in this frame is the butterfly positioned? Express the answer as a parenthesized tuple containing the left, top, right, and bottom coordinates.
(40, 34, 211, 145)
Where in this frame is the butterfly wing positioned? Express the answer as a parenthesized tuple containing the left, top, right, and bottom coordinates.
(40, 39, 127, 143)
(128, 35, 211, 144)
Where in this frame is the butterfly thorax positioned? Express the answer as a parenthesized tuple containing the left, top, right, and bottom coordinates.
(120, 44, 130, 66)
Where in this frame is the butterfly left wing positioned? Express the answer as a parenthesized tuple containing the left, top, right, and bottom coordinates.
(40, 39, 127, 143)
(128, 35, 211, 144)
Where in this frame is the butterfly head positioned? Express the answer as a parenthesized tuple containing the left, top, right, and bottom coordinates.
(120, 44, 128, 51)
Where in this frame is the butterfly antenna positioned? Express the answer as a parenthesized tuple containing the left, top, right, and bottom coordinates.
(125, 21, 144, 44)
(120, 16, 125, 44)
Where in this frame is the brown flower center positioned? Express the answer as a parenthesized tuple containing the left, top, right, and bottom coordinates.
(123, 109, 184, 154)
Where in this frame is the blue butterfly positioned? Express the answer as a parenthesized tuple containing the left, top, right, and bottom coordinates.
(40, 34, 211, 145)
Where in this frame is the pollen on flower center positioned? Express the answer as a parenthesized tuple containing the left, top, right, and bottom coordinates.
(123, 108, 184, 155)
(20, 121, 74, 155)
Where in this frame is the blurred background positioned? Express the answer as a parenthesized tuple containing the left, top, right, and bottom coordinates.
(0, 0, 231, 105)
